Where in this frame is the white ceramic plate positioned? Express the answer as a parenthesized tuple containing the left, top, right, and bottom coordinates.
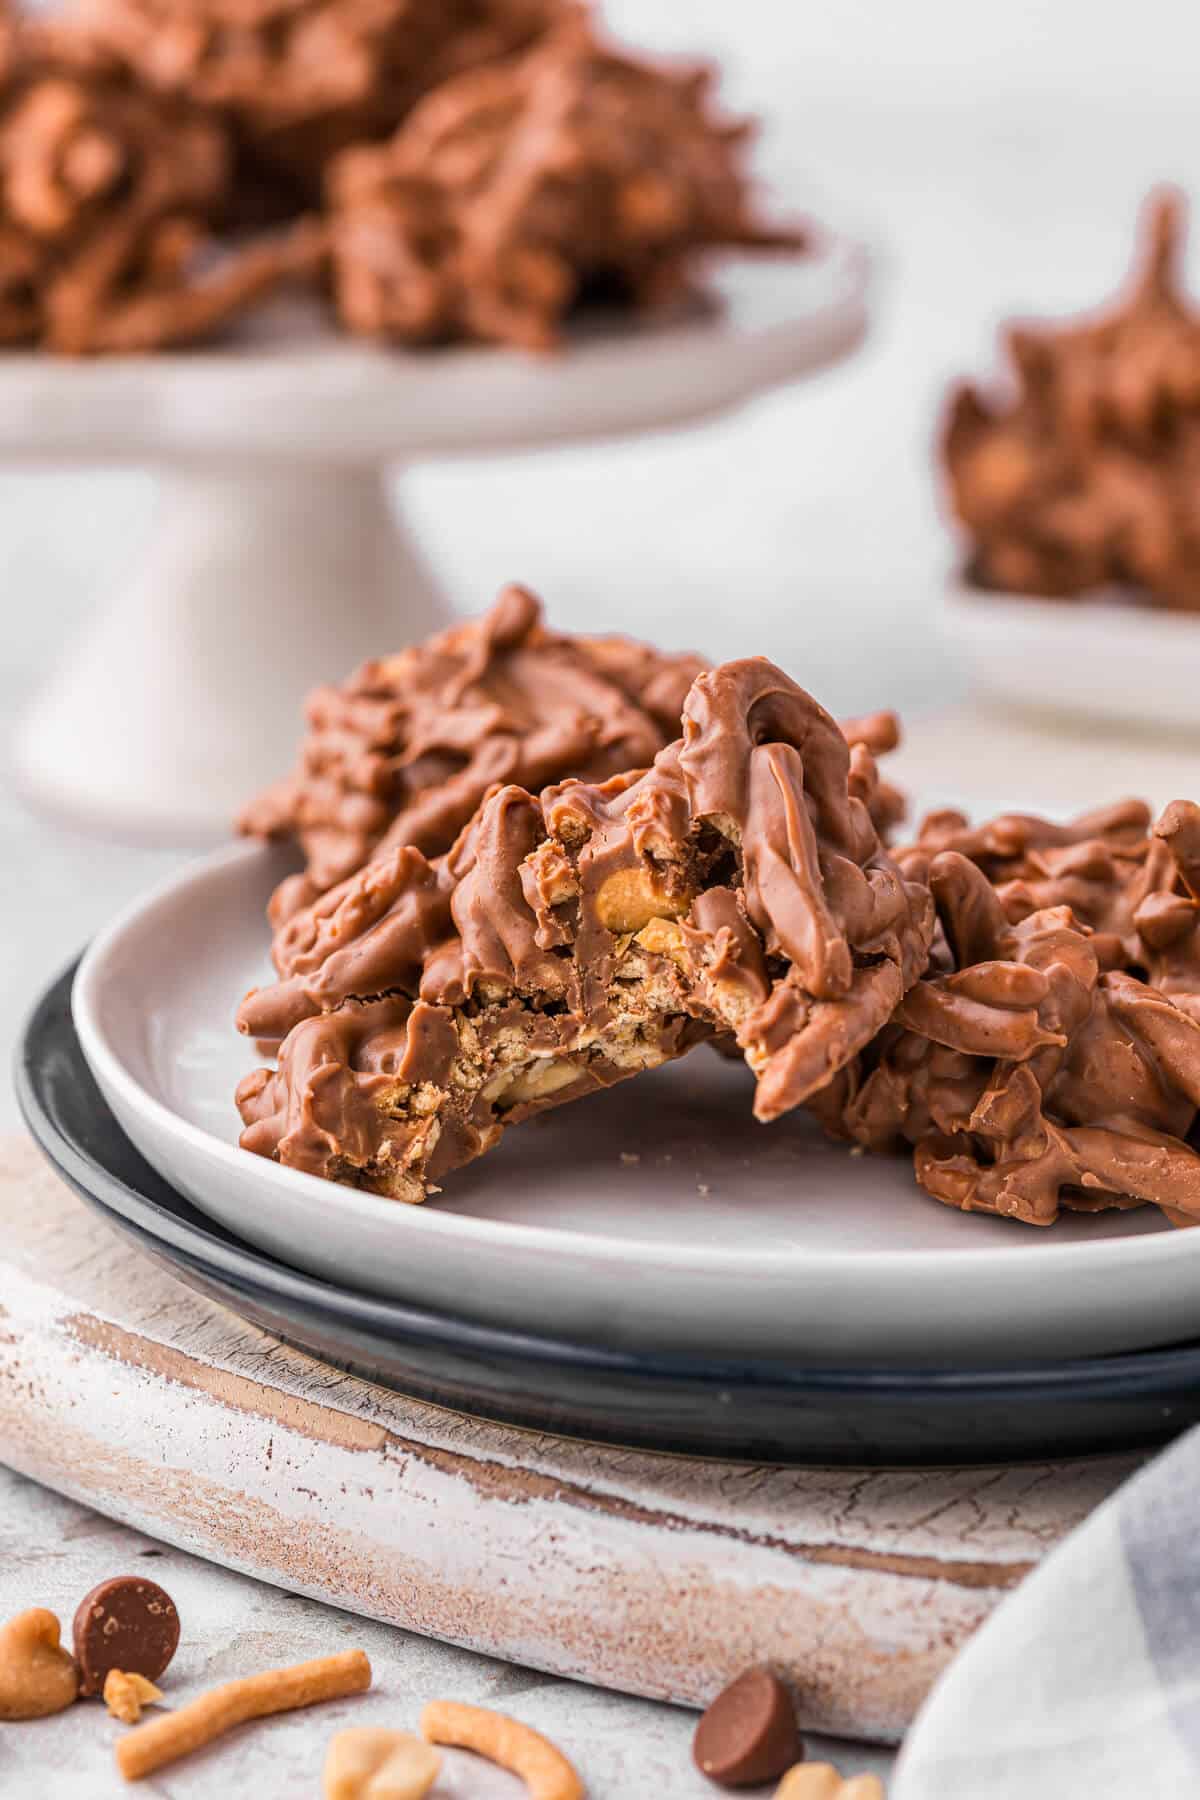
(72, 841, 1200, 1367)
(944, 579, 1200, 734)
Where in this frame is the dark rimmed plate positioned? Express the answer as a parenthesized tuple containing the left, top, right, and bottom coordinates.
(17, 960, 1200, 1466)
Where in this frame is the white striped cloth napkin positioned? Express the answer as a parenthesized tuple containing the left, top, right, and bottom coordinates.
(893, 1430, 1200, 1798)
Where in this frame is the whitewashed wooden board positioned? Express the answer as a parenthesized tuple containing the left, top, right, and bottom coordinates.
(0, 1137, 1140, 1744)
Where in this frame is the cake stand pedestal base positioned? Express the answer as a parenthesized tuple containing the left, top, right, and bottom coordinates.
(12, 462, 444, 843)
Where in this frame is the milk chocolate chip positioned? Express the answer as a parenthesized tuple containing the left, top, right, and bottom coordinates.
(72, 1576, 180, 1697)
(693, 1666, 802, 1789)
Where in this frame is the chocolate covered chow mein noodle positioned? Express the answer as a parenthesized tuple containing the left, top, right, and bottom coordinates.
(240, 585, 906, 954)
(912, 796, 1200, 1022)
(944, 190, 1200, 608)
(240, 585, 709, 938)
(812, 802, 1200, 1226)
(326, 14, 804, 350)
(0, 17, 321, 350)
(236, 659, 933, 1202)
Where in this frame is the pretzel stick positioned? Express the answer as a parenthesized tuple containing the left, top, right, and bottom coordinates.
(421, 1699, 584, 1800)
(115, 1649, 371, 1782)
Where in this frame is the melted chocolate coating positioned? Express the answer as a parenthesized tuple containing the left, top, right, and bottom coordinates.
(814, 807, 1200, 1226)
(236, 658, 932, 1201)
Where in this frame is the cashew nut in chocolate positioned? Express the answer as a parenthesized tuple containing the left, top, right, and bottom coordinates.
(943, 189, 1200, 608)
(812, 801, 1200, 1225)
(236, 658, 933, 1202)
(239, 584, 906, 952)
(326, 15, 805, 350)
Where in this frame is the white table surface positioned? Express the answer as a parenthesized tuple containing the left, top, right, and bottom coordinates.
(4, 40, 1200, 1794)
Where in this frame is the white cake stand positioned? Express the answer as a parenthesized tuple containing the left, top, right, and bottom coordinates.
(7, 236, 869, 841)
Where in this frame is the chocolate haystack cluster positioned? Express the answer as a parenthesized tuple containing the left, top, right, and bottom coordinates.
(327, 16, 803, 349)
(813, 802, 1200, 1225)
(237, 653, 932, 1200)
(240, 584, 904, 954)
(0, 0, 801, 352)
(237, 594, 1200, 1231)
(72, 0, 561, 204)
(943, 191, 1200, 609)
(0, 19, 321, 350)
(240, 584, 709, 937)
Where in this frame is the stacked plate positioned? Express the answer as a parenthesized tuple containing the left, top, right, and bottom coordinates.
(19, 841, 1200, 1466)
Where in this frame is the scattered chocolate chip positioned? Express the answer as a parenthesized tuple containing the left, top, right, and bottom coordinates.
(72, 1576, 180, 1698)
(693, 1666, 802, 1789)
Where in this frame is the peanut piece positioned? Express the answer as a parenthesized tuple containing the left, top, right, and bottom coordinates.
(775, 1766, 885, 1799)
(635, 916, 689, 962)
(104, 1670, 163, 1725)
(115, 1648, 371, 1782)
(421, 1699, 584, 1800)
(324, 1726, 441, 1800)
(489, 1058, 581, 1106)
(0, 1608, 79, 1719)
(594, 865, 690, 934)
(636, 915, 759, 1029)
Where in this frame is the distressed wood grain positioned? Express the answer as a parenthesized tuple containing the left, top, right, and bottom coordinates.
(0, 1138, 1140, 1742)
